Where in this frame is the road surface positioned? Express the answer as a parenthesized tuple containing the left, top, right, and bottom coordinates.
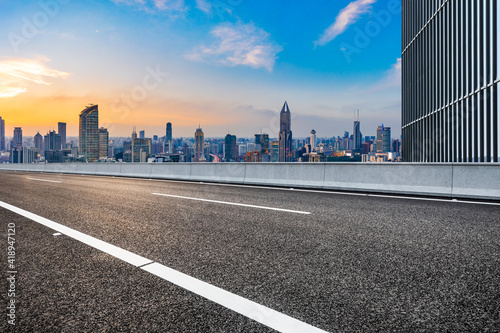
(1, 171, 499, 332)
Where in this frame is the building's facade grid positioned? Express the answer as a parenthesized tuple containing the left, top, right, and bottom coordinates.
(402, 0, 499, 162)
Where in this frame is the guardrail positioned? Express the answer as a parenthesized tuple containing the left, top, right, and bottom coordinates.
(0, 163, 499, 200)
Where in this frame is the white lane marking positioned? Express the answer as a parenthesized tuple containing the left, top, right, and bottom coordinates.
(0, 200, 152, 267)
(151, 193, 311, 215)
(27, 177, 61, 183)
(0, 201, 328, 333)
(142, 263, 328, 333)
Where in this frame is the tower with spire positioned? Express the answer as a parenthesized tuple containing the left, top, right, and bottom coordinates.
(279, 101, 293, 162)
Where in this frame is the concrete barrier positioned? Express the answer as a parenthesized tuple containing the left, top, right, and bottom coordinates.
(119, 163, 152, 178)
(190, 163, 246, 183)
(245, 163, 325, 188)
(0, 162, 499, 200)
(451, 164, 500, 200)
(150, 163, 191, 180)
(323, 163, 454, 196)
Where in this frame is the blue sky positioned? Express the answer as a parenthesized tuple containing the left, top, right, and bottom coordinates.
(0, 0, 402, 138)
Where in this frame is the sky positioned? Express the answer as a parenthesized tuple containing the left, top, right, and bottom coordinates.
(0, 0, 402, 139)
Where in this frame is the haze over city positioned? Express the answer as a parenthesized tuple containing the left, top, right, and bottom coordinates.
(1, 0, 402, 138)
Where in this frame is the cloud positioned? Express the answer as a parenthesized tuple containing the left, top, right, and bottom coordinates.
(315, 0, 376, 47)
(0, 58, 70, 98)
(110, 0, 185, 12)
(371, 58, 401, 91)
(186, 22, 282, 72)
(194, 0, 212, 13)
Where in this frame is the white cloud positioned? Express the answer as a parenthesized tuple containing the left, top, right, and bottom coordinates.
(0, 58, 70, 98)
(186, 22, 282, 72)
(194, 0, 212, 13)
(315, 0, 376, 47)
(371, 58, 401, 91)
(110, 0, 185, 12)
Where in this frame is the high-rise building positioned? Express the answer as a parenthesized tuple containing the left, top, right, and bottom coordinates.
(255, 133, 270, 162)
(279, 101, 293, 162)
(310, 130, 317, 152)
(402, 0, 499, 162)
(353, 112, 362, 152)
(166, 122, 172, 141)
(376, 125, 391, 153)
(99, 127, 109, 159)
(13, 127, 22, 147)
(130, 128, 151, 163)
(44, 131, 61, 152)
(270, 140, 279, 162)
(0, 116, 5, 151)
(224, 134, 237, 162)
(139, 130, 145, 139)
(194, 126, 204, 162)
(34, 132, 43, 156)
(79, 104, 99, 162)
(58, 122, 66, 150)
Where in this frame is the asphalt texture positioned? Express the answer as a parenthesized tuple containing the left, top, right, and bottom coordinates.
(0, 170, 499, 332)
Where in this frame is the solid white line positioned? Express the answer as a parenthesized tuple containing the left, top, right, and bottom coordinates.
(0, 200, 328, 333)
(142, 263, 328, 333)
(27, 177, 61, 183)
(151, 193, 311, 215)
(0, 200, 152, 267)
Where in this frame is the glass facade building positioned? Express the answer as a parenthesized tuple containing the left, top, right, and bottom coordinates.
(79, 105, 99, 162)
(402, 0, 499, 162)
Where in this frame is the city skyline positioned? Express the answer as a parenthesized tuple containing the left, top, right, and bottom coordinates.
(0, 0, 402, 138)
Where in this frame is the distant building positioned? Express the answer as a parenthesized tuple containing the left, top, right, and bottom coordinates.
(310, 130, 317, 152)
(79, 104, 99, 162)
(376, 125, 391, 153)
(166, 122, 172, 141)
(44, 131, 61, 152)
(131, 128, 151, 162)
(255, 133, 270, 162)
(224, 134, 237, 162)
(13, 127, 22, 147)
(58, 122, 66, 149)
(270, 140, 279, 162)
(0, 116, 5, 151)
(279, 101, 293, 162)
(139, 130, 145, 139)
(99, 127, 109, 159)
(353, 113, 362, 152)
(194, 126, 204, 162)
(34, 132, 43, 157)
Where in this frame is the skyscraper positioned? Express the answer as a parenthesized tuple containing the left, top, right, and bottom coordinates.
(224, 134, 237, 162)
(194, 126, 204, 162)
(79, 104, 99, 162)
(310, 130, 317, 152)
(13, 127, 22, 147)
(255, 133, 270, 161)
(279, 101, 293, 162)
(131, 128, 152, 162)
(58, 122, 66, 150)
(139, 130, 145, 139)
(166, 122, 172, 141)
(353, 111, 362, 152)
(376, 125, 391, 153)
(0, 116, 5, 151)
(99, 127, 109, 159)
(44, 131, 61, 152)
(34, 132, 43, 156)
(402, 0, 499, 162)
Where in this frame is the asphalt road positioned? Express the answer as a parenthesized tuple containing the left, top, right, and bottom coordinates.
(1, 170, 499, 332)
